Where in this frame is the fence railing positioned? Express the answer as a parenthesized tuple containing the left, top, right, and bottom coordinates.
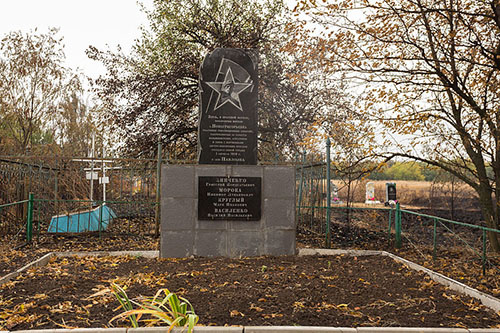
(0, 197, 31, 242)
(399, 207, 499, 275)
(2, 139, 500, 277)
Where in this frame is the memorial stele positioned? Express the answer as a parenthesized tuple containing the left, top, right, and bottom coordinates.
(197, 48, 260, 221)
(198, 48, 258, 165)
(160, 48, 296, 258)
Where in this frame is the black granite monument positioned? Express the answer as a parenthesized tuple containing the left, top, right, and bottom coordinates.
(198, 48, 258, 165)
(386, 182, 397, 202)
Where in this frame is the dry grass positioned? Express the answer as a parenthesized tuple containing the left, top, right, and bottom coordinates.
(328, 180, 477, 209)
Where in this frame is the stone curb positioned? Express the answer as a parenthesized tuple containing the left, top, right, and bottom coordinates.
(383, 252, 500, 313)
(52, 250, 159, 258)
(297, 248, 500, 313)
(7, 327, 500, 333)
(0, 252, 54, 286)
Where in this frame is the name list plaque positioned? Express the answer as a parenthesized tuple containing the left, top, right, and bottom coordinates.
(198, 176, 261, 221)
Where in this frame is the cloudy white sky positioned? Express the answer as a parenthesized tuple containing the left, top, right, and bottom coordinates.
(0, 0, 152, 80)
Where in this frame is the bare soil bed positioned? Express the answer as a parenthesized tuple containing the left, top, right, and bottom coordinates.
(1, 253, 500, 331)
(0, 233, 158, 276)
(298, 207, 500, 297)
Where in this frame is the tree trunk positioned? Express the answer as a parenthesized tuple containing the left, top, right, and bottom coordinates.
(477, 185, 500, 252)
(450, 179, 455, 221)
(346, 179, 351, 231)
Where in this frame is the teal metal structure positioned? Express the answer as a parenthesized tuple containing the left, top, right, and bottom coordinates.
(47, 204, 116, 233)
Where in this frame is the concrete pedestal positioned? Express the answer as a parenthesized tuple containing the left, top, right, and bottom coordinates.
(160, 165, 296, 258)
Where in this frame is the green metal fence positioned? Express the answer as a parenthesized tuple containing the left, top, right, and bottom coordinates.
(399, 207, 499, 275)
(32, 198, 158, 239)
(0, 197, 31, 242)
(1, 194, 158, 243)
(296, 139, 500, 275)
(3, 138, 500, 276)
(0, 144, 166, 240)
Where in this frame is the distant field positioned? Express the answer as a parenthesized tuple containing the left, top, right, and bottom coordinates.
(325, 179, 478, 210)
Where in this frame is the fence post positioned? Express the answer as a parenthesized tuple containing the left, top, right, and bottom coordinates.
(325, 138, 332, 248)
(99, 201, 103, 238)
(155, 141, 162, 237)
(54, 169, 58, 219)
(482, 229, 487, 275)
(26, 193, 34, 242)
(395, 202, 401, 248)
(433, 218, 437, 260)
(296, 149, 306, 226)
(387, 207, 393, 243)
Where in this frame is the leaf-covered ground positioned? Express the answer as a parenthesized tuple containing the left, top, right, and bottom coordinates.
(1, 254, 499, 330)
(297, 217, 500, 301)
(0, 233, 158, 276)
(0, 209, 499, 330)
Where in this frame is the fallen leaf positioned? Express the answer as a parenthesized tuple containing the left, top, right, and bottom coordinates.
(230, 310, 245, 317)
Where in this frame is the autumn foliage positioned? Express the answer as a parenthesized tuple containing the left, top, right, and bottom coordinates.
(292, 0, 500, 250)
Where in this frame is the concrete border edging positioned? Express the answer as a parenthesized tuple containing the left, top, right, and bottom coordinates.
(9, 327, 500, 333)
(244, 327, 356, 332)
(53, 250, 159, 258)
(383, 252, 500, 313)
(0, 252, 54, 286)
(298, 248, 382, 257)
(0, 251, 158, 287)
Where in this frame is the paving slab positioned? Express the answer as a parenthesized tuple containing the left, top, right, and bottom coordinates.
(244, 327, 355, 333)
(356, 328, 469, 333)
(129, 327, 242, 333)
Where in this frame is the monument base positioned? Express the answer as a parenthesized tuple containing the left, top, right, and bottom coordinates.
(160, 164, 296, 258)
(365, 200, 381, 204)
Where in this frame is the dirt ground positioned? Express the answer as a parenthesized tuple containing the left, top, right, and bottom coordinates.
(1, 253, 500, 330)
(0, 209, 499, 330)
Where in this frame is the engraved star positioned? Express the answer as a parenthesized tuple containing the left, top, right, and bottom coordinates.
(206, 67, 253, 112)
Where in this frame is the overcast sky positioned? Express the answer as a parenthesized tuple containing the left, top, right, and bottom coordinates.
(0, 0, 152, 80)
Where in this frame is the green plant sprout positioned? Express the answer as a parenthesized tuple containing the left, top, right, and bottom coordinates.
(109, 283, 199, 333)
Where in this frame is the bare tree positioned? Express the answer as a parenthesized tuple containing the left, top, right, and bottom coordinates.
(0, 28, 79, 154)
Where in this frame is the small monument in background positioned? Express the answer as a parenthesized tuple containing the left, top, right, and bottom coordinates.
(331, 182, 342, 204)
(365, 182, 380, 204)
(385, 182, 397, 206)
(160, 48, 296, 258)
